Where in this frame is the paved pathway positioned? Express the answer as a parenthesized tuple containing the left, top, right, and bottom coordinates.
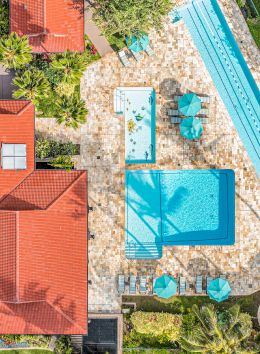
(85, 5, 113, 57)
(36, 0, 260, 313)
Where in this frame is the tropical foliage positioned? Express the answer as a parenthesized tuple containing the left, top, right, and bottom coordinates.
(36, 138, 80, 159)
(131, 312, 182, 343)
(0, 0, 9, 36)
(48, 155, 74, 171)
(53, 95, 88, 129)
(179, 304, 255, 354)
(50, 51, 88, 84)
(93, 0, 173, 38)
(0, 32, 32, 69)
(12, 68, 50, 104)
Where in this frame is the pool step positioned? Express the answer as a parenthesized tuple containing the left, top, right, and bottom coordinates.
(125, 242, 162, 260)
(114, 89, 125, 114)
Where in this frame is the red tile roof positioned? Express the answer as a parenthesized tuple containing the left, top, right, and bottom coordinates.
(10, 0, 85, 53)
(0, 101, 88, 334)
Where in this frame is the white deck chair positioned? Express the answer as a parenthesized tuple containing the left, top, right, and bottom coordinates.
(179, 277, 186, 295)
(118, 275, 125, 294)
(131, 50, 143, 61)
(196, 275, 203, 294)
(171, 117, 182, 124)
(145, 44, 155, 56)
(206, 276, 212, 293)
(168, 109, 180, 116)
(174, 95, 182, 102)
(199, 96, 211, 104)
(129, 275, 137, 294)
(199, 108, 209, 116)
(118, 50, 130, 67)
(139, 275, 147, 294)
(199, 117, 208, 124)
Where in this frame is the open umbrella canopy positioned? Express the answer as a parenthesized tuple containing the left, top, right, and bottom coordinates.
(208, 278, 232, 302)
(154, 275, 178, 299)
(179, 93, 201, 116)
(126, 34, 149, 52)
(180, 117, 203, 140)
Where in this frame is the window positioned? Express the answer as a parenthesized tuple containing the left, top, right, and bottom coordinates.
(1, 144, 27, 170)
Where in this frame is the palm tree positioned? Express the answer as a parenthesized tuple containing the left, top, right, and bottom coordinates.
(50, 51, 87, 84)
(53, 95, 88, 129)
(0, 32, 32, 69)
(179, 304, 255, 354)
(12, 68, 50, 104)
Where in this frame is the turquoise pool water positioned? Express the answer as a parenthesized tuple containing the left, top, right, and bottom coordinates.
(176, 0, 260, 176)
(114, 87, 156, 164)
(125, 170, 235, 259)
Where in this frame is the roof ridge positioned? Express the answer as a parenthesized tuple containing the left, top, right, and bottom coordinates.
(47, 300, 86, 332)
(46, 170, 86, 210)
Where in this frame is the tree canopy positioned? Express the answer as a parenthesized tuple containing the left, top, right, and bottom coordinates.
(94, 0, 173, 37)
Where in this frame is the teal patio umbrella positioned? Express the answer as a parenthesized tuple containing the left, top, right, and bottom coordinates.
(154, 275, 178, 299)
(179, 93, 201, 116)
(208, 278, 232, 302)
(180, 117, 203, 140)
(126, 33, 149, 52)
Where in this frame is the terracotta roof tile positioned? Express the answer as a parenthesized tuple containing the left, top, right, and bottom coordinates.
(10, 0, 85, 52)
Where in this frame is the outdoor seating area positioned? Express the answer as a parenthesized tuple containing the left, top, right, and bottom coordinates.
(117, 274, 232, 301)
(118, 33, 155, 66)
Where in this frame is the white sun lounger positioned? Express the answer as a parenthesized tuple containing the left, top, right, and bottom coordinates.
(118, 275, 125, 294)
(206, 276, 212, 292)
(129, 275, 137, 294)
(179, 277, 186, 295)
(168, 109, 180, 116)
(145, 44, 155, 56)
(139, 275, 147, 294)
(199, 96, 211, 104)
(198, 108, 209, 116)
(199, 117, 208, 124)
(118, 50, 130, 67)
(196, 275, 203, 294)
(131, 50, 143, 61)
(171, 117, 182, 124)
(174, 95, 182, 102)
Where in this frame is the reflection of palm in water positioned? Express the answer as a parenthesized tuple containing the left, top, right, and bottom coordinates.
(167, 187, 189, 214)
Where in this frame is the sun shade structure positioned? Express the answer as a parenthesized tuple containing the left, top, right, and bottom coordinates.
(178, 93, 201, 116)
(180, 116, 203, 140)
(10, 0, 85, 53)
(208, 278, 232, 302)
(126, 34, 149, 52)
(154, 275, 178, 299)
(0, 100, 88, 334)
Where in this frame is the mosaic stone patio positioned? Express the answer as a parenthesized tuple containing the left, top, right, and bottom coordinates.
(36, 0, 260, 312)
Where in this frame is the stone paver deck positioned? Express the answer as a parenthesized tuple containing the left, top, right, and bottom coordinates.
(36, 0, 260, 313)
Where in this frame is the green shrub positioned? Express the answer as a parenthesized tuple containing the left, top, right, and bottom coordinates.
(48, 155, 74, 171)
(54, 335, 73, 354)
(0, 0, 9, 36)
(131, 312, 182, 343)
(36, 139, 79, 159)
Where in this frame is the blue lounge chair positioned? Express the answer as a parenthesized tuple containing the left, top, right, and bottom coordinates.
(140, 275, 147, 294)
(196, 275, 203, 294)
(179, 277, 186, 295)
(129, 275, 137, 294)
(118, 275, 125, 294)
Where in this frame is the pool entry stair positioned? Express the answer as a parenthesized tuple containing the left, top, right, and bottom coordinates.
(125, 242, 163, 260)
(177, 0, 260, 176)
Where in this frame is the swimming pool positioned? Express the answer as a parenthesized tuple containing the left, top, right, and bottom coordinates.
(114, 87, 156, 164)
(176, 0, 260, 176)
(125, 170, 235, 259)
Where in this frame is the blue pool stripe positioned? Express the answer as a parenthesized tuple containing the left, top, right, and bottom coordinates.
(178, 0, 260, 175)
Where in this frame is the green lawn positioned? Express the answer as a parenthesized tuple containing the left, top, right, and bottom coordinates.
(1, 350, 53, 354)
(123, 290, 260, 317)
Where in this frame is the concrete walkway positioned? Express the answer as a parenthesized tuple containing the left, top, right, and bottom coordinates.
(0, 65, 14, 99)
(85, 6, 114, 57)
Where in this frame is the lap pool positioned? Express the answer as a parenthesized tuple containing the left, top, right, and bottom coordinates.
(125, 170, 235, 259)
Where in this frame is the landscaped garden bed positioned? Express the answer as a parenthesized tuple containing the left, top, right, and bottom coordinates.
(123, 292, 260, 352)
(236, 0, 260, 47)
